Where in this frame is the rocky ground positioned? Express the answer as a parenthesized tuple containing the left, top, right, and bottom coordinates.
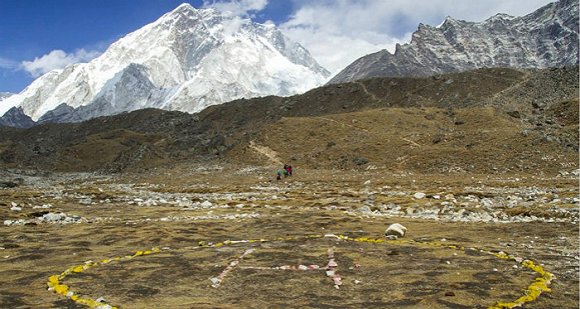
(0, 166, 577, 308)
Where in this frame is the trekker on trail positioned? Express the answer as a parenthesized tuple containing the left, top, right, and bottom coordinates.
(277, 163, 294, 181)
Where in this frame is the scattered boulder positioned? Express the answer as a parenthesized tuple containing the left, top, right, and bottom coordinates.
(4, 219, 25, 226)
(358, 205, 372, 213)
(507, 110, 521, 118)
(414, 192, 426, 199)
(33, 204, 52, 209)
(385, 223, 407, 238)
(42, 213, 64, 222)
(0, 181, 20, 188)
(29, 211, 50, 218)
(79, 198, 93, 205)
(431, 134, 444, 144)
(354, 157, 369, 166)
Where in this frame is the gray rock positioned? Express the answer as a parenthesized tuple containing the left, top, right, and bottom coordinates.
(42, 213, 64, 222)
(79, 198, 92, 205)
(359, 205, 372, 213)
(0, 107, 36, 128)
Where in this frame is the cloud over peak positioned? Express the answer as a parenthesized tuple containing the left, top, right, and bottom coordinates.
(203, 0, 268, 17)
(21, 49, 101, 77)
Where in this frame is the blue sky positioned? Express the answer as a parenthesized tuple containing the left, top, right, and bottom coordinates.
(0, 0, 554, 93)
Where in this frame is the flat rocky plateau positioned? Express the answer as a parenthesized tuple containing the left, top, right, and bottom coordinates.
(0, 165, 577, 308)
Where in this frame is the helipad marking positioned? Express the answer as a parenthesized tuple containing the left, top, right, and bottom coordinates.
(210, 248, 254, 288)
(46, 234, 554, 309)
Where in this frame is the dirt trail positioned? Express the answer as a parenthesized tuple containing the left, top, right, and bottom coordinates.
(483, 69, 532, 103)
(356, 81, 381, 102)
(248, 141, 283, 165)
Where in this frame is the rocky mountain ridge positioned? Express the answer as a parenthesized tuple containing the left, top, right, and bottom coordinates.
(0, 66, 576, 174)
(0, 3, 329, 125)
(329, 0, 579, 84)
(0, 107, 35, 129)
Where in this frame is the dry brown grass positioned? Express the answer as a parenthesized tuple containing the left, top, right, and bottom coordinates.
(0, 168, 577, 308)
(229, 107, 578, 175)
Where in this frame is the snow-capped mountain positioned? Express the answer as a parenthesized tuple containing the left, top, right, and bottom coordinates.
(0, 92, 14, 100)
(329, 0, 578, 84)
(0, 3, 329, 123)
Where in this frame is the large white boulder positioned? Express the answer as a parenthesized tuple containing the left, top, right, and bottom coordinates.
(413, 192, 426, 199)
(385, 223, 407, 238)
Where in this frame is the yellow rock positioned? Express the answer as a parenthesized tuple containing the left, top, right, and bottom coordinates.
(72, 266, 84, 273)
(54, 284, 69, 295)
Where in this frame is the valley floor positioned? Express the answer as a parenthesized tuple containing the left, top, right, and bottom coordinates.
(0, 166, 578, 308)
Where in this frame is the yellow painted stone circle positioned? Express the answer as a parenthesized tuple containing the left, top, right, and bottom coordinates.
(46, 234, 554, 309)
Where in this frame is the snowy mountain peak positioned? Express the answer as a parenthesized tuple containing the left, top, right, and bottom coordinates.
(173, 2, 196, 12)
(1, 3, 329, 123)
(442, 16, 458, 24)
(156, 2, 216, 29)
(434, 16, 472, 31)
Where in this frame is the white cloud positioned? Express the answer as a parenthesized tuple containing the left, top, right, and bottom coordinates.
(0, 57, 18, 70)
(280, 0, 555, 74)
(203, 0, 268, 17)
(21, 49, 101, 77)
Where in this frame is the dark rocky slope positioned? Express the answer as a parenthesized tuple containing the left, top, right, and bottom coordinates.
(0, 66, 576, 173)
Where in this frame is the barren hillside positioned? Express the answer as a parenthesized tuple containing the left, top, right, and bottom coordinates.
(0, 66, 577, 174)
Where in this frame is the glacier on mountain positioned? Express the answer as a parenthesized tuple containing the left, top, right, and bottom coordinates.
(0, 92, 14, 101)
(0, 3, 329, 123)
